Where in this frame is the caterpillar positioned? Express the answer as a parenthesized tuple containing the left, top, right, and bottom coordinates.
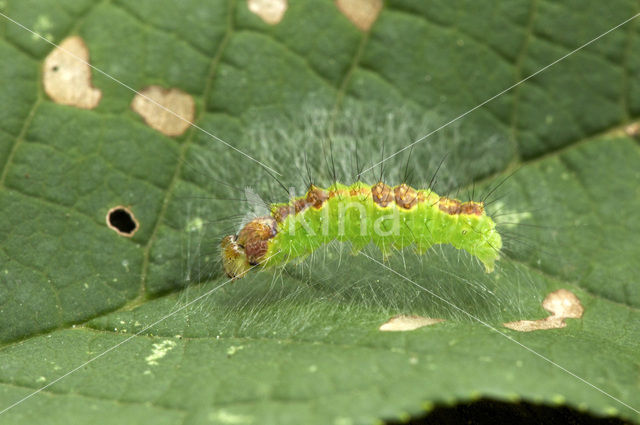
(221, 181, 502, 279)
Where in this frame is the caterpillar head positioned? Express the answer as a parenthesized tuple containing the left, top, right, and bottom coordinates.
(221, 217, 278, 279)
(221, 235, 251, 279)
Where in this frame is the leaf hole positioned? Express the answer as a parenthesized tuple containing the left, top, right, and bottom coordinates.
(106, 206, 139, 237)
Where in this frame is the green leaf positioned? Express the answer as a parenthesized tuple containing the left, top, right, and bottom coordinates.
(1, 0, 640, 424)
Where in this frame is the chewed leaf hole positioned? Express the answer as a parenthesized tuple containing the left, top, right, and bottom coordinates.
(106, 206, 139, 237)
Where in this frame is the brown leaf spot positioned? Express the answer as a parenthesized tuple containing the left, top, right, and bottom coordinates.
(542, 289, 584, 318)
(131, 86, 195, 136)
(247, 0, 287, 25)
(503, 317, 568, 332)
(379, 314, 444, 332)
(335, 0, 382, 31)
(43, 36, 101, 109)
(503, 289, 584, 332)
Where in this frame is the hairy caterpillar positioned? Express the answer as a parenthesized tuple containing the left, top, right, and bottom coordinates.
(221, 181, 501, 279)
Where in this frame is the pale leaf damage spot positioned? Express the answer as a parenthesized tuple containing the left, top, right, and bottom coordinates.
(335, 0, 382, 31)
(227, 345, 245, 357)
(625, 122, 639, 137)
(490, 201, 531, 226)
(145, 340, 177, 366)
(247, 0, 287, 25)
(131, 85, 195, 136)
(379, 314, 444, 332)
(209, 410, 255, 424)
(33, 15, 54, 42)
(503, 289, 584, 332)
(43, 36, 102, 109)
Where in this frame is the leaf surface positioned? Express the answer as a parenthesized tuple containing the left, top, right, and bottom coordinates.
(1, 1, 639, 424)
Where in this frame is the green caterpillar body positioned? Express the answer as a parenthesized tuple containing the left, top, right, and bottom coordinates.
(222, 181, 502, 279)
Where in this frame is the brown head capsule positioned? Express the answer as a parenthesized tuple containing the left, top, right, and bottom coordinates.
(222, 216, 278, 279)
(221, 235, 251, 279)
